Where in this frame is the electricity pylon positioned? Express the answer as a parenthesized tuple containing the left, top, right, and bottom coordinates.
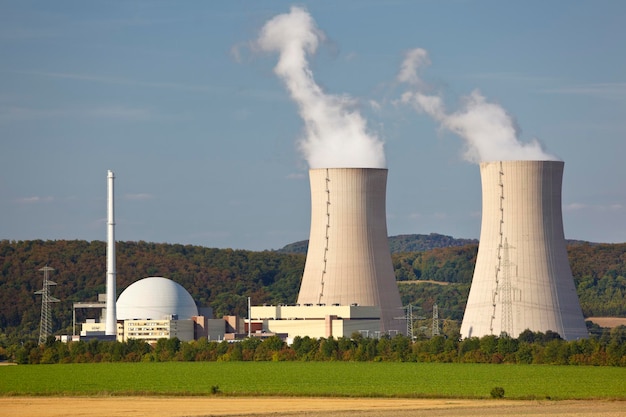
(34, 266, 60, 344)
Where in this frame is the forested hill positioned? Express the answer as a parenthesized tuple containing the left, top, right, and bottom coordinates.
(278, 233, 594, 254)
(0, 239, 624, 345)
(278, 233, 479, 254)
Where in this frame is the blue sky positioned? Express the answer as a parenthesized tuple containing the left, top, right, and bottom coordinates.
(1, 1, 624, 250)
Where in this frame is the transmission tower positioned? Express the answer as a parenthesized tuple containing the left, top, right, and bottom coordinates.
(34, 266, 60, 344)
(500, 239, 515, 337)
(432, 304, 440, 336)
(405, 304, 415, 340)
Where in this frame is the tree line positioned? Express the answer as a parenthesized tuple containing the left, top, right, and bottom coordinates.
(0, 239, 625, 345)
(5, 326, 625, 366)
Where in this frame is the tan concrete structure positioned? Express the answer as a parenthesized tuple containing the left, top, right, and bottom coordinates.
(297, 168, 404, 334)
(122, 319, 195, 343)
(461, 161, 588, 340)
(251, 305, 383, 340)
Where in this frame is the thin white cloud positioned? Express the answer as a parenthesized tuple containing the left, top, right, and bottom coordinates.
(186, 230, 232, 240)
(286, 172, 306, 180)
(0, 106, 64, 121)
(0, 26, 57, 41)
(232, 108, 251, 121)
(13, 70, 215, 94)
(369, 100, 382, 111)
(541, 83, 626, 99)
(565, 202, 624, 212)
(124, 193, 154, 201)
(90, 106, 152, 121)
(15, 196, 53, 204)
(344, 52, 358, 62)
(231, 42, 249, 64)
(463, 72, 558, 84)
(0, 104, 155, 122)
(565, 203, 587, 211)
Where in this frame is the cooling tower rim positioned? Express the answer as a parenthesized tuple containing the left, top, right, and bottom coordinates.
(308, 167, 388, 172)
(479, 159, 564, 166)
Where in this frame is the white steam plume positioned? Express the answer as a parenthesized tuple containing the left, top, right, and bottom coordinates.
(398, 48, 558, 163)
(256, 6, 386, 169)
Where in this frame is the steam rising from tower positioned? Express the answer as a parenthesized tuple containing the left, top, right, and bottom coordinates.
(256, 6, 386, 169)
(397, 48, 557, 163)
(105, 170, 117, 336)
(256, 8, 402, 334)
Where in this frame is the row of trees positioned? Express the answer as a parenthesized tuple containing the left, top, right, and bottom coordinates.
(5, 327, 625, 366)
(1, 239, 625, 345)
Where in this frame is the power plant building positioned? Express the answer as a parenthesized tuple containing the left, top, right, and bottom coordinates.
(250, 305, 383, 340)
(461, 161, 588, 340)
(116, 277, 199, 321)
(76, 277, 223, 343)
(115, 276, 218, 343)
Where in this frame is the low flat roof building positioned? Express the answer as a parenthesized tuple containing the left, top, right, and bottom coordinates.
(250, 304, 385, 341)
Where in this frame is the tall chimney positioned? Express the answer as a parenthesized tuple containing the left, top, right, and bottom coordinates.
(297, 168, 404, 334)
(105, 170, 117, 336)
(461, 161, 588, 340)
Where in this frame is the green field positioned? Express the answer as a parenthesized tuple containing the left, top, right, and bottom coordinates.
(1, 362, 625, 400)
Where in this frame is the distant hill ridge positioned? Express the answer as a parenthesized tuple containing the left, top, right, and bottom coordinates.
(277, 233, 594, 255)
(277, 233, 479, 254)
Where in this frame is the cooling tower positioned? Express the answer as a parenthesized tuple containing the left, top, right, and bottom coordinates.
(297, 168, 404, 334)
(105, 170, 117, 336)
(461, 161, 588, 340)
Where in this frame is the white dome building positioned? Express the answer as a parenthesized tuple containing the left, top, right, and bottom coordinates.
(117, 277, 198, 320)
(116, 277, 199, 342)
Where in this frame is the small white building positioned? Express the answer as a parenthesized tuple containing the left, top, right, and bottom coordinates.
(250, 304, 384, 341)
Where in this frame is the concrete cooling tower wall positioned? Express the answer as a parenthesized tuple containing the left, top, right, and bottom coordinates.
(297, 168, 404, 334)
(461, 160, 588, 340)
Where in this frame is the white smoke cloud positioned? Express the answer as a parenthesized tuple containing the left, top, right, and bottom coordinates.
(255, 6, 386, 169)
(398, 48, 558, 163)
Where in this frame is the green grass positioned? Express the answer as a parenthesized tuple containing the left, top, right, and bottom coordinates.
(1, 362, 625, 399)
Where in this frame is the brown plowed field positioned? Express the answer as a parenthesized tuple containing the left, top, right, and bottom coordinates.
(1, 397, 624, 417)
(586, 317, 626, 328)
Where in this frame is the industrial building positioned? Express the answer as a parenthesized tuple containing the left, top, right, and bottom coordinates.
(67, 159, 592, 345)
(76, 276, 225, 343)
(460, 161, 588, 340)
(250, 304, 385, 340)
(72, 171, 226, 344)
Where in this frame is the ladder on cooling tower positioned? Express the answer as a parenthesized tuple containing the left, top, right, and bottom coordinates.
(318, 168, 331, 305)
(490, 162, 505, 335)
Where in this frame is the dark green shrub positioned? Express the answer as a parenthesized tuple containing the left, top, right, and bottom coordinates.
(490, 386, 505, 398)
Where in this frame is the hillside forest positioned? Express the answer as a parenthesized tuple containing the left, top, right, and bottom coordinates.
(0, 237, 625, 347)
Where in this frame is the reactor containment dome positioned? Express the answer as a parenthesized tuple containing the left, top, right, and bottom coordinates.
(117, 277, 199, 320)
